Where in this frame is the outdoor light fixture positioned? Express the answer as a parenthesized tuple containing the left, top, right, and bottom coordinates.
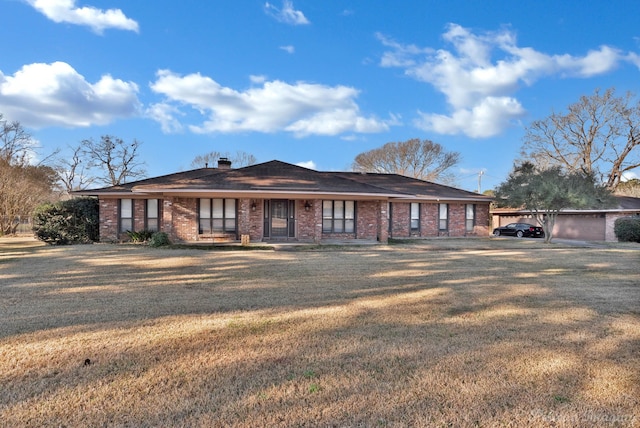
(304, 201, 312, 211)
(251, 201, 256, 211)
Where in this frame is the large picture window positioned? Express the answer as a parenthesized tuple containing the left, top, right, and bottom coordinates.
(199, 198, 236, 234)
(119, 199, 133, 233)
(439, 203, 448, 231)
(323, 200, 355, 233)
(466, 204, 475, 232)
(146, 199, 160, 232)
(410, 203, 420, 231)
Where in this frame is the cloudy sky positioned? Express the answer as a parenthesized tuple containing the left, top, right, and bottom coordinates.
(2, 0, 639, 191)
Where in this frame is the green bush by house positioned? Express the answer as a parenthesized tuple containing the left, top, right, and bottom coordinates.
(33, 198, 99, 245)
(614, 217, 640, 243)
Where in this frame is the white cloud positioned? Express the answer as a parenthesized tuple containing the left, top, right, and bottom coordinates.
(26, 0, 139, 34)
(0, 61, 140, 128)
(379, 23, 633, 138)
(280, 45, 295, 54)
(415, 96, 525, 138)
(250, 75, 268, 84)
(149, 70, 393, 136)
(626, 52, 640, 69)
(146, 103, 184, 134)
(264, 0, 309, 25)
(296, 160, 316, 169)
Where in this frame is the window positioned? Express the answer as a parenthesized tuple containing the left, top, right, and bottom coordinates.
(199, 198, 236, 233)
(410, 203, 420, 230)
(439, 203, 448, 231)
(323, 200, 355, 233)
(465, 204, 475, 232)
(119, 199, 133, 233)
(146, 199, 160, 232)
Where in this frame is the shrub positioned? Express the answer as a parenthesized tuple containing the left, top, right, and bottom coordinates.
(33, 198, 100, 245)
(149, 231, 170, 247)
(33, 198, 99, 245)
(126, 230, 154, 243)
(614, 216, 640, 242)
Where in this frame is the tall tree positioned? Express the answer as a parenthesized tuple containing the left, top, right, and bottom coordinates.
(190, 150, 257, 169)
(82, 135, 146, 186)
(0, 113, 36, 165)
(0, 115, 59, 234)
(494, 162, 612, 243)
(615, 178, 640, 197)
(56, 144, 96, 194)
(0, 160, 58, 234)
(521, 87, 640, 190)
(352, 138, 461, 184)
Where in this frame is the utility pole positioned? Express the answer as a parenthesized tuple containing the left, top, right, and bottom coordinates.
(477, 170, 485, 193)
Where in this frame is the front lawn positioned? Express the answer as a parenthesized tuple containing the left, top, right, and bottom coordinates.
(1, 238, 638, 426)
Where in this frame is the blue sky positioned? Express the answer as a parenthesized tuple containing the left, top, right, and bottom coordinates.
(2, 0, 639, 191)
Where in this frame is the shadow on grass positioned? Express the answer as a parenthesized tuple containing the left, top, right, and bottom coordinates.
(0, 238, 638, 425)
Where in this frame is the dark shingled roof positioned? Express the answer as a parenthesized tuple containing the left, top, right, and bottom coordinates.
(77, 160, 492, 202)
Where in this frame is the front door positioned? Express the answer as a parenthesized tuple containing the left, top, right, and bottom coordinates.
(269, 200, 295, 239)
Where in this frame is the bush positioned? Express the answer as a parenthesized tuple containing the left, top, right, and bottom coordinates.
(33, 198, 99, 245)
(614, 217, 640, 242)
(126, 230, 154, 243)
(149, 231, 170, 247)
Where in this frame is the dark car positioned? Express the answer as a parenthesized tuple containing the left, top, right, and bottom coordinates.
(493, 223, 544, 238)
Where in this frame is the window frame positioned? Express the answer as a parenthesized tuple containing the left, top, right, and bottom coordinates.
(198, 198, 237, 234)
(410, 202, 420, 231)
(119, 199, 133, 233)
(322, 200, 356, 233)
(438, 203, 448, 231)
(145, 199, 160, 232)
(465, 204, 476, 232)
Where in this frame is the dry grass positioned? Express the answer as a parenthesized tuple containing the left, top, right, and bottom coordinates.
(0, 236, 639, 427)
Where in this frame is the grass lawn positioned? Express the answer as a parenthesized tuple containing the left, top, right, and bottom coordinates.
(1, 237, 638, 427)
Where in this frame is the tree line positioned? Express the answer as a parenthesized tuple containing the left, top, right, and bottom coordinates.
(0, 86, 639, 238)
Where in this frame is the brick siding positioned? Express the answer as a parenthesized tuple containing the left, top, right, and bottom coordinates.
(99, 196, 490, 243)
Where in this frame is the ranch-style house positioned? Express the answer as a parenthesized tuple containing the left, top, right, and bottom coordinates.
(78, 159, 492, 244)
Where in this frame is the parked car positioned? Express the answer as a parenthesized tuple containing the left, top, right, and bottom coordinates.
(493, 223, 545, 238)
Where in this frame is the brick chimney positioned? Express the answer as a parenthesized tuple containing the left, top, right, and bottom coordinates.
(217, 157, 232, 169)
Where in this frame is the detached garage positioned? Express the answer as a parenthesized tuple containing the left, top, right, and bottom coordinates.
(492, 196, 640, 242)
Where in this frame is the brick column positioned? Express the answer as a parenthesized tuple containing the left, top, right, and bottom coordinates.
(99, 198, 119, 242)
(378, 200, 389, 243)
(162, 198, 173, 240)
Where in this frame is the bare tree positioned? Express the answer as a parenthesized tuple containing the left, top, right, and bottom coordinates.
(0, 113, 36, 166)
(522, 88, 640, 190)
(82, 135, 146, 186)
(56, 144, 96, 194)
(352, 138, 461, 184)
(615, 178, 640, 197)
(190, 150, 257, 169)
(0, 160, 58, 234)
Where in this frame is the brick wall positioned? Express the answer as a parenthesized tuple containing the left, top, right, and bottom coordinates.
(133, 200, 146, 232)
(473, 203, 490, 236)
(356, 200, 382, 240)
(388, 202, 490, 238)
(244, 199, 264, 241)
(390, 203, 410, 238)
(100, 196, 491, 243)
(447, 203, 466, 236)
(99, 199, 119, 242)
(297, 199, 320, 242)
(421, 203, 439, 236)
(171, 197, 198, 242)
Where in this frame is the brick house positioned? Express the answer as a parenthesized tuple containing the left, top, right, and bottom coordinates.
(77, 159, 492, 244)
